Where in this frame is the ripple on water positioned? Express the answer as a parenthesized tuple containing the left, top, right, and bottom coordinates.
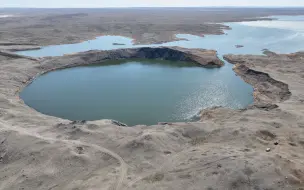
(19, 15, 304, 125)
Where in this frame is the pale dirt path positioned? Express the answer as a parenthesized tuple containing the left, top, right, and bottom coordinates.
(0, 120, 128, 190)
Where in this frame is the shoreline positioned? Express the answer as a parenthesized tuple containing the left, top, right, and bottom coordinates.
(0, 15, 282, 51)
(2, 14, 302, 53)
(1, 9, 304, 189)
(0, 48, 297, 129)
(1, 48, 294, 127)
(14, 47, 224, 96)
(1, 47, 304, 189)
(2, 14, 291, 54)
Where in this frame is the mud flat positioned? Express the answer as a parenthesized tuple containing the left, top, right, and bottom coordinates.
(0, 47, 304, 190)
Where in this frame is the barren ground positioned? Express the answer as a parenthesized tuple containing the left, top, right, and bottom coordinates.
(0, 8, 304, 190)
(0, 47, 303, 190)
(1, 8, 304, 48)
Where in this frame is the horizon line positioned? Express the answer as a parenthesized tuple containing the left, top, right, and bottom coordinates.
(2, 6, 304, 9)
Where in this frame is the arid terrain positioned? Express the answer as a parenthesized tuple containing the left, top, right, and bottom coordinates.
(1, 8, 304, 49)
(0, 8, 304, 190)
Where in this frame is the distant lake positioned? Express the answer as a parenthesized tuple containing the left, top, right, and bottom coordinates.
(19, 15, 304, 125)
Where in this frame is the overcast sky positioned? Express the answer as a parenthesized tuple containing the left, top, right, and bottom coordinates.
(2, 0, 304, 8)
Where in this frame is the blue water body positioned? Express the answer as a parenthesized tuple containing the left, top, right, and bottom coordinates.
(19, 16, 304, 125)
(17, 15, 304, 57)
(17, 36, 135, 57)
(21, 59, 252, 125)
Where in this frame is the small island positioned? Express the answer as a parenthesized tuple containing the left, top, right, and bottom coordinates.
(112, 43, 126, 45)
(235, 45, 244, 48)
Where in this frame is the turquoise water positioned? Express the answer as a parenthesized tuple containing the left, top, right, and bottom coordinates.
(19, 16, 304, 125)
(21, 59, 252, 125)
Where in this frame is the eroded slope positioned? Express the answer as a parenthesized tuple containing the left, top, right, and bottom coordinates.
(0, 50, 303, 190)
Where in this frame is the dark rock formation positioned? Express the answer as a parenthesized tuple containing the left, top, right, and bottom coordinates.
(224, 54, 291, 104)
(42, 47, 224, 70)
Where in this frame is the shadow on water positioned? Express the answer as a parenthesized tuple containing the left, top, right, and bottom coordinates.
(85, 59, 208, 68)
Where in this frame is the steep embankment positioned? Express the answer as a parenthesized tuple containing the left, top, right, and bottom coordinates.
(42, 46, 224, 68)
(0, 48, 303, 190)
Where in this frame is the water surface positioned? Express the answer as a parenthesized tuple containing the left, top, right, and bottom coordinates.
(17, 36, 134, 57)
(19, 15, 304, 125)
(20, 59, 253, 125)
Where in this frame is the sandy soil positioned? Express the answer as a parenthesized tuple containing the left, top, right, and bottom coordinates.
(0, 46, 304, 189)
(1, 8, 304, 49)
(0, 7, 304, 190)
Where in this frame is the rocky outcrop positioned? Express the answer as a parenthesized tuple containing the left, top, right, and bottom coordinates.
(133, 47, 224, 67)
(224, 53, 291, 104)
(41, 47, 223, 69)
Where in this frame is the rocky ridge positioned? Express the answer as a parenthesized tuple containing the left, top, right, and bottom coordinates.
(41, 46, 224, 68)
